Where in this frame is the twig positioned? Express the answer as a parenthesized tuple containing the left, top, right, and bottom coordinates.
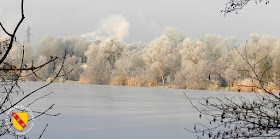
(38, 124, 48, 139)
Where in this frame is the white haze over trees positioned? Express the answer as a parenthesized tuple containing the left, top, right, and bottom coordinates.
(81, 15, 129, 41)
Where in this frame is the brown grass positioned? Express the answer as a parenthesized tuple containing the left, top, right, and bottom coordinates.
(110, 76, 127, 86)
(46, 77, 64, 83)
(207, 84, 220, 91)
(79, 75, 90, 84)
(227, 78, 279, 93)
(127, 77, 142, 86)
(265, 82, 279, 94)
(168, 85, 175, 88)
(126, 77, 158, 87)
(227, 78, 260, 92)
(46, 78, 53, 83)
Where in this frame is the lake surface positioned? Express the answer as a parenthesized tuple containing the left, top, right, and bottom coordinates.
(4, 82, 257, 139)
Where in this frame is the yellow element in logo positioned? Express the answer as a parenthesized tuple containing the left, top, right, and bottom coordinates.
(12, 112, 28, 131)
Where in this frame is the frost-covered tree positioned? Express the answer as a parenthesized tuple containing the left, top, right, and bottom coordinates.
(112, 57, 133, 85)
(119, 42, 158, 86)
(69, 37, 91, 63)
(144, 29, 183, 85)
(127, 42, 146, 69)
(84, 55, 112, 84)
(176, 34, 237, 89)
(64, 55, 82, 81)
(36, 35, 90, 59)
(100, 37, 125, 68)
(25, 55, 50, 81)
(144, 36, 172, 85)
(110, 42, 143, 85)
(6, 42, 32, 66)
(225, 34, 280, 88)
(84, 42, 112, 84)
(36, 35, 68, 58)
(188, 37, 280, 138)
(0, 1, 66, 138)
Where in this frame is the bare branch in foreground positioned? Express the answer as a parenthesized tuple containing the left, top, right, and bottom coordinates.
(187, 42, 280, 138)
(38, 124, 48, 139)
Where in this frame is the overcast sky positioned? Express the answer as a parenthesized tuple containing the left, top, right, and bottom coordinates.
(0, 0, 280, 46)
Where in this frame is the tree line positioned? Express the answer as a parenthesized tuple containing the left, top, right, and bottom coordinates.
(1, 28, 279, 92)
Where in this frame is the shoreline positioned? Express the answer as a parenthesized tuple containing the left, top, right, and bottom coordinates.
(21, 79, 279, 94)
(37, 80, 272, 93)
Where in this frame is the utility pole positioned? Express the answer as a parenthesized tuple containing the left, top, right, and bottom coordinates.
(26, 25, 31, 44)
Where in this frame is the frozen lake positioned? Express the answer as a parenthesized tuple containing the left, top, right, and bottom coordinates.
(6, 82, 255, 138)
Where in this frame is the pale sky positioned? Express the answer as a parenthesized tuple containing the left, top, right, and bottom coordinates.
(0, 0, 280, 46)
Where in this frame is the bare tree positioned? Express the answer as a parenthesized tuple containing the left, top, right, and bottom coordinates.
(186, 42, 280, 138)
(222, 0, 269, 15)
(183, 2, 279, 138)
(0, 0, 68, 138)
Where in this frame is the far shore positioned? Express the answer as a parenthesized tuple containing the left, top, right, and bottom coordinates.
(26, 79, 278, 94)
